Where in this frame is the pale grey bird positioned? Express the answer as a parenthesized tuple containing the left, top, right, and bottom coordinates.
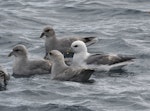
(48, 50, 94, 82)
(40, 27, 98, 59)
(0, 65, 10, 91)
(8, 45, 51, 77)
(71, 40, 135, 71)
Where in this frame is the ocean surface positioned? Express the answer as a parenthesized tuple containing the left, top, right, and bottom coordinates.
(0, 0, 150, 111)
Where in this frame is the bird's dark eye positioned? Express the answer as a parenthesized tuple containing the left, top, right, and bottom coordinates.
(49, 52, 52, 55)
(45, 29, 50, 32)
(14, 49, 20, 52)
(74, 45, 78, 47)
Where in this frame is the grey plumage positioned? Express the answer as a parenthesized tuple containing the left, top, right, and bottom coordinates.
(86, 54, 135, 65)
(69, 69, 94, 82)
(8, 45, 51, 77)
(48, 50, 94, 82)
(40, 27, 97, 58)
(51, 67, 94, 82)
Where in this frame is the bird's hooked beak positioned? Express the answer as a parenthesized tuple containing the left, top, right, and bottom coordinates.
(44, 53, 49, 60)
(40, 32, 45, 38)
(8, 51, 14, 57)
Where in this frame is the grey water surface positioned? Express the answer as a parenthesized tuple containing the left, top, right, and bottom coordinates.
(0, 0, 150, 111)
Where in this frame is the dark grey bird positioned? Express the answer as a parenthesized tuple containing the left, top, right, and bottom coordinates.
(0, 66, 10, 91)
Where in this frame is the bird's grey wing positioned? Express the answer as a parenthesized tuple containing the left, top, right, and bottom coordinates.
(59, 36, 97, 48)
(28, 60, 51, 71)
(70, 69, 94, 82)
(66, 36, 97, 46)
(54, 68, 74, 81)
(79, 36, 97, 46)
(86, 54, 109, 65)
(58, 38, 78, 48)
(58, 37, 96, 49)
(86, 54, 135, 65)
(60, 68, 94, 82)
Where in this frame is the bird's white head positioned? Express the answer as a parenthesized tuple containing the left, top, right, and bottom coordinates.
(71, 40, 88, 53)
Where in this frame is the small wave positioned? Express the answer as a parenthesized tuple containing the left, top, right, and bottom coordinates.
(60, 1, 149, 18)
(0, 104, 93, 111)
(112, 8, 145, 15)
(98, 8, 150, 18)
(0, 1, 25, 9)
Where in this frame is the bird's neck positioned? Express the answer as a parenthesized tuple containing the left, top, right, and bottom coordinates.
(73, 51, 90, 66)
(53, 60, 67, 69)
(14, 56, 28, 64)
(45, 35, 58, 50)
(51, 60, 67, 76)
(46, 34, 57, 41)
(77, 51, 90, 59)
